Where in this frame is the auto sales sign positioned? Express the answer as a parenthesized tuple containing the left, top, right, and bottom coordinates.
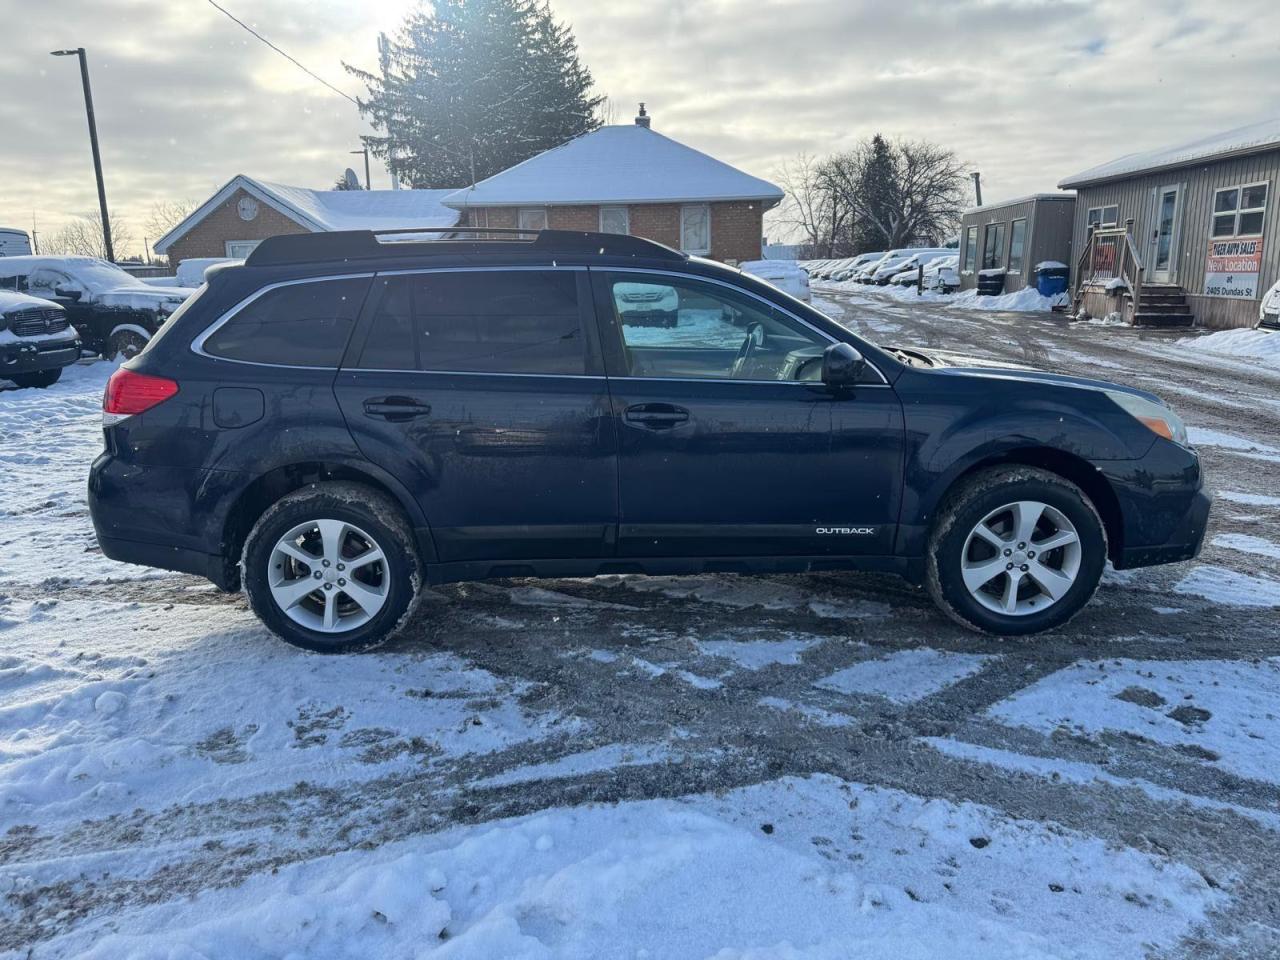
(1203, 237, 1263, 299)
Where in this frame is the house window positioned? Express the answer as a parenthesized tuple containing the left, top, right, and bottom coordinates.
(599, 206, 629, 235)
(680, 204, 711, 255)
(225, 240, 260, 258)
(1008, 219, 1028, 274)
(962, 226, 978, 272)
(518, 208, 548, 232)
(1086, 205, 1119, 230)
(981, 222, 1006, 270)
(1212, 182, 1268, 238)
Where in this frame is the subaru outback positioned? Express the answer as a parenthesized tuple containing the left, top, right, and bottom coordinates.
(88, 229, 1209, 652)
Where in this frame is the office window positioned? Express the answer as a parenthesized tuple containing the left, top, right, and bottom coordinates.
(1007, 219, 1028, 273)
(1213, 183, 1268, 238)
(981, 222, 1007, 270)
(1086, 205, 1119, 230)
(962, 226, 978, 272)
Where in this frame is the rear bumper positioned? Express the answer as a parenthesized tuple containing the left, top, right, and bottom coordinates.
(97, 533, 239, 590)
(1, 339, 80, 376)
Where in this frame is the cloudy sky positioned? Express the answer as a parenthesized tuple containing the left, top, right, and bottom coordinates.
(4, 0, 1279, 256)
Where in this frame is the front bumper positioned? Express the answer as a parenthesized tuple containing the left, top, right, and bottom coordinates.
(1103, 439, 1212, 570)
(1, 338, 80, 376)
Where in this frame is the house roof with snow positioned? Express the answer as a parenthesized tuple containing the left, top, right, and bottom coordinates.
(153, 175, 461, 254)
(442, 124, 784, 209)
(1058, 118, 1280, 189)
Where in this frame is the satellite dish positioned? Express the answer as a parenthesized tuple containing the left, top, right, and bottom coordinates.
(343, 168, 362, 190)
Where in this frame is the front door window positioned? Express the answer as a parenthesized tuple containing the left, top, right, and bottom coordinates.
(1152, 186, 1180, 280)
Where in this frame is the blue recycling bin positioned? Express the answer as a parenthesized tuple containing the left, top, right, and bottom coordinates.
(1036, 265, 1070, 297)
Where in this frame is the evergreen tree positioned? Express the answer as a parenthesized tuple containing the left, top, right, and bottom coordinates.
(854, 134, 898, 251)
(347, 0, 604, 188)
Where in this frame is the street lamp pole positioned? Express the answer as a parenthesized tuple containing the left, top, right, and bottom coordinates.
(350, 147, 371, 190)
(51, 47, 114, 262)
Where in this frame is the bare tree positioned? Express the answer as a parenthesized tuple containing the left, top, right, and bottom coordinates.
(44, 212, 134, 261)
(818, 136, 967, 249)
(143, 199, 196, 241)
(774, 154, 854, 258)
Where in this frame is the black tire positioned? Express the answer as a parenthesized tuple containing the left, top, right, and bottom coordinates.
(107, 329, 149, 360)
(241, 482, 422, 653)
(8, 368, 62, 389)
(926, 466, 1107, 636)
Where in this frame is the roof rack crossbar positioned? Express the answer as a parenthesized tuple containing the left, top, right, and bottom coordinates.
(245, 227, 687, 267)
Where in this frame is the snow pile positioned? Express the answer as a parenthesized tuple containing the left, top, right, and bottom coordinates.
(45, 775, 1222, 959)
(1176, 328, 1280, 367)
(826, 280, 1066, 313)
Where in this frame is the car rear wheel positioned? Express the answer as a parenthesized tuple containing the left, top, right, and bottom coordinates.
(926, 466, 1107, 635)
(8, 368, 62, 389)
(107, 329, 149, 360)
(242, 482, 421, 653)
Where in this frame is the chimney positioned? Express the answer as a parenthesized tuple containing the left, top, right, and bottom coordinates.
(634, 102, 650, 128)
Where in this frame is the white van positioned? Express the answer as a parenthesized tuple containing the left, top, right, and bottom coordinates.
(0, 228, 32, 258)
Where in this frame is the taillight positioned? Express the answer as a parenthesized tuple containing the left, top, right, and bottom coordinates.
(103, 368, 179, 425)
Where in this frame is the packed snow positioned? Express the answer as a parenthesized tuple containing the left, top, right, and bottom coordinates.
(815, 648, 996, 704)
(989, 658, 1280, 785)
(817, 278, 1066, 313)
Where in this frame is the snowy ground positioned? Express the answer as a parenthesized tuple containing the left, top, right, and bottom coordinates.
(3, 290, 1280, 957)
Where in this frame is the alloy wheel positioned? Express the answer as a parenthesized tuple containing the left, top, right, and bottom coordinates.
(267, 518, 389, 633)
(960, 500, 1082, 616)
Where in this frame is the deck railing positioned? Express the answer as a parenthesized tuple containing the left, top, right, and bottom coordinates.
(1073, 219, 1144, 318)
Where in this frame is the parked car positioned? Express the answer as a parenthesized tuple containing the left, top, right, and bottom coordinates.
(1260, 278, 1280, 330)
(869, 248, 955, 285)
(0, 228, 33, 257)
(923, 255, 962, 293)
(615, 281, 679, 326)
(887, 252, 952, 286)
(88, 228, 1209, 652)
(740, 259, 811, 302)
(833, 253, 887, 282)
(0, 290, 80, 388)
(176, 257, 243, 288)
(0, 256, 193, 357)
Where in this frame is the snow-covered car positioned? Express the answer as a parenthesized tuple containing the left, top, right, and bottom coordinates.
(0, 256, 194, 357)
(615, 281, 679, 327)
(740, 259, 811, 302)
(886, 252, 952, 286)
(1260, 278, 1280, 330)
(924, 255, 961, 292)
(0, 227, 32, 257)
(176, 257, 243, 288)
(869, 248, 955, 285)
(834, 252, 887, 282)
(0, 290, 80, 388)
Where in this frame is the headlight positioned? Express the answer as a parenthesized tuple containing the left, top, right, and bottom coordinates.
(1106, 390, 1188, 446)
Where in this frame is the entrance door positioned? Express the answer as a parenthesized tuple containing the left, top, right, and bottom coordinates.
(1150, 185, 1181, 282)
(591, 270, 905, 560)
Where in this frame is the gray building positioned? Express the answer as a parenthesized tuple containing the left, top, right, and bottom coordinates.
(957, 194, 1076, 293)
(1059, 118, 1279, 329)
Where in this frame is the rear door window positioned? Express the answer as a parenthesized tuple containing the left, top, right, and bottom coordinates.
(202, 276, 370, 366)
(355, 270, 587, 375)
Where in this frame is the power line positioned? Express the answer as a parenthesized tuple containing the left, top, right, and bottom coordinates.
(204, 0, 359, 106)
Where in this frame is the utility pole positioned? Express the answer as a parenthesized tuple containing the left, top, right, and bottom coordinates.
(51, 47, 113, 261)
(970, 171, 983, 208)
(350, 147, 371, 190)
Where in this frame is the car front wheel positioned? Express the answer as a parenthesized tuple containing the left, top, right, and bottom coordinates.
(242, 482, 421, 653)
(926, 466, 1107, 635)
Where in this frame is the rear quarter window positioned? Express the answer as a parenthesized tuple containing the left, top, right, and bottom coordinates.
(201, 276, 371, 366)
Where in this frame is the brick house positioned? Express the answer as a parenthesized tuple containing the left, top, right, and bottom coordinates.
(153, 176, 460, 264)
(442, 106, 783, 264)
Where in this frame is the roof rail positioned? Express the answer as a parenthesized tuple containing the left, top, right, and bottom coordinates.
(244, 227, 686, 267)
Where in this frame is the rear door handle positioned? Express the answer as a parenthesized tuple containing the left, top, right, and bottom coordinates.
(624, 403, 690, 430)
(363, 397, 432, 422)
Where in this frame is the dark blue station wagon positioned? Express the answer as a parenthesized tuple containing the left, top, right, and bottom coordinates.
(88, 229, 1209, 652)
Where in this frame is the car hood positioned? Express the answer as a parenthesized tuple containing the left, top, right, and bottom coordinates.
(0, 289, 62, 313)
(95, 285, 192, 308)
(892, 347, 1163, 403)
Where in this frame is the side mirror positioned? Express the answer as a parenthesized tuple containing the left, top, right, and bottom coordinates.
(54, 287, 82, 302)
(821, 342, 866, 387)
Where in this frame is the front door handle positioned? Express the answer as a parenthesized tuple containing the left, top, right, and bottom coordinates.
(624, 402, 690, 430)
(363, 396, 432, 422)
